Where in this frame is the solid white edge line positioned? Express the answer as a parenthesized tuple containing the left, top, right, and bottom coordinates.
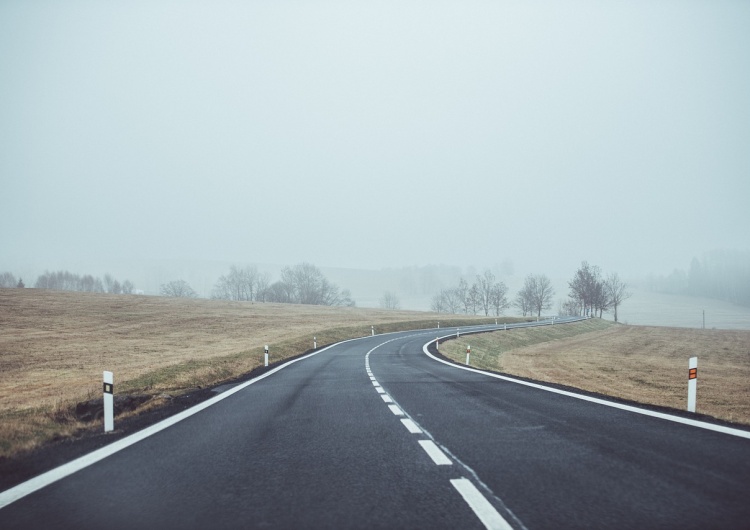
(423, 337, 750, 440)
(0, 337, 364, 510)
(401, 418, 423, 434)
(418, 440, 452, 465)
(451, 478, 513, 530)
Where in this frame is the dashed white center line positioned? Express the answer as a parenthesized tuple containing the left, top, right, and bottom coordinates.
(388, 404, 404, 416)
(400, 418, 422, 434)
(418, 440, 453, 465)
(381, 394, 393, 403)
(451, 478, 513, 530)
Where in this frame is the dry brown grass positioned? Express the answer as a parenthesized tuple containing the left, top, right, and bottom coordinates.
(0, 289, 494, 457)
(439, 319, 750, 425)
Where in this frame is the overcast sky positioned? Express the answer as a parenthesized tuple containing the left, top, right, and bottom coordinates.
(2, 1, 748, 279)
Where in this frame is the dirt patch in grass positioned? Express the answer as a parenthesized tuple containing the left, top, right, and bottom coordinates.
(0, 289, 503, 459)
(439, 319, 750, 425)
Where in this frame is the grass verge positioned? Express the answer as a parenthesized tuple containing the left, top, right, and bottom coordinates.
(438, 319, 750, 426)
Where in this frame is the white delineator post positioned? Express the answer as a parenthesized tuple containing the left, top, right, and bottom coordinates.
(371, 326, 374, 336)
(103, 371, 114, 433)
(688, 357, 698, 412)
(314, 336, 317, 350)
(264, 345, 269, 367)
(466, 345, 471, 365)
(436, 338, 439, 351)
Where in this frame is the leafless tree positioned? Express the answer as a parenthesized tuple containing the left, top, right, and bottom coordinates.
(456, 278, 470, 314)
(467, 283, 482, 315)
(605, 272, 631, 323)
(519, 274, 555, 318)
(430, 292, 446, 313)
(476, 270, 496, 316)
(514, 281, 533, 317)
(489, 282, 510, 316)
(568, 261, 603, 316)
(379, 291, 401, 310)
(121, 280, 135, 295)
(0, 272, 17, 288)
(161, 280, 197, 298)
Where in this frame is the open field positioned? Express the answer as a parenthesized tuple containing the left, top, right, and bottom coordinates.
(439, 319, 750, 425)
(0, 289, 500, 457)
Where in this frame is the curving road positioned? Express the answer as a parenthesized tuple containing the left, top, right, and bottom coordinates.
(1, 319, 750, 529)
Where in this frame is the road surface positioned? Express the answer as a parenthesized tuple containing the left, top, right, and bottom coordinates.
(2, 319, 749, 529)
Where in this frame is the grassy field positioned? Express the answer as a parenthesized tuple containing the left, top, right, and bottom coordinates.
(0, 289, 501, 458)
(439, 319, 750, 425)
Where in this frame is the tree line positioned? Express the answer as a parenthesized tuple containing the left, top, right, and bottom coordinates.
(640, 251, 749, 307)
(162, 262, 355, 307)
(562, 261, 630, 322)
(430, 270, 512, 316)
(1, 270, 135, 294)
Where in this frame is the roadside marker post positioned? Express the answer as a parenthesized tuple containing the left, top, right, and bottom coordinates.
(688, 357, 698, 412)
(457, 329, 460, 338)
(436, 338, 439, 351)
(466, 345, 471, 366)
(437, 322, 440, 329)
(264, 345, 269, 367)
(371, 326, 374, 336)
(314, 336, 317, 350)
(103, 371, 114, 433)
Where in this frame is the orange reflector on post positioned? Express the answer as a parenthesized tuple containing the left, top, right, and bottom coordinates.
(689, 368, 697, 380)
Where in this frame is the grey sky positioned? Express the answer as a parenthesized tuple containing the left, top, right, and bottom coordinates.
(2, 1, 749, 279)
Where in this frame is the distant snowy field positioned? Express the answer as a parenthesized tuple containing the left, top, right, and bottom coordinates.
(615, 289, 750, 330)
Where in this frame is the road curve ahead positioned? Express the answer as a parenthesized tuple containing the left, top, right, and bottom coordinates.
(1, 320, 749, 529)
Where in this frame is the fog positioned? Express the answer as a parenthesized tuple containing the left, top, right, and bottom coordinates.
(2, 2, 749, 303)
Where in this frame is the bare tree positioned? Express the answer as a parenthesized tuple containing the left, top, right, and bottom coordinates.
(456, 278, 470, 314)
(519, 274, 555, 318)
(161, 280, 197, 298)
(379, 291, 401, 310)
(430, 292, 446, 313)
(0, 272, 17, 288)
(121, 280, 135, 295)
(467, 283, 482, 315)
(476, 270, 495, 316)
(568, 261, 602, 317)
(489, 282, 510, 316)
(605, 272, 631, 323)
(514, 281, 533, 316)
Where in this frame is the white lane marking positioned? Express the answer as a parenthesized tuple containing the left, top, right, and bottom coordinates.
(372, 381, 380, 387)
(422, 338, 750, 440)
(381, 394, 393, 403)
(418, 440, 453, 465)
(0, 338, 369, 510)
(451, 478, 513, 530)
(401, 418, 422, 434)
(376, 387, 385, 394)
(388, 404, 404, 416)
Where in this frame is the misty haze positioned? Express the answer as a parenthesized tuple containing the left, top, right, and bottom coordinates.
(2, 2, 749, 329)
(2, 4, 750, 528)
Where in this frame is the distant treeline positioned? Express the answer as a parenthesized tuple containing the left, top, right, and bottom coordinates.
(0, 270, 135, 294)
(208, 263, 355, 307)
(642, 250, 750, 307)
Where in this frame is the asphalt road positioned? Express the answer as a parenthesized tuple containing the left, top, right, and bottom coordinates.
(2, 319, 749, 529)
